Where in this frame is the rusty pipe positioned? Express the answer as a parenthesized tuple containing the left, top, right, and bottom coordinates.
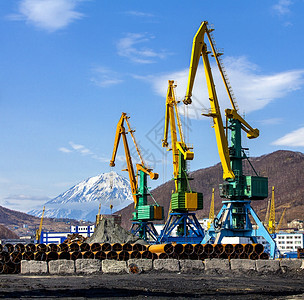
(122, 243, 133, 251)
(117, 250, 129, 261)
(140, 250, 153, 259)
(111, 243, 123, 252)
(90, 243, 101, 252)
(46, 251, 59, 261)
(130, 250, 141, 259)
(93, 251, 106, 260)
(105, 251, 118, 260)
(101, 243, 111, 252)
(71, 251, 82, 261)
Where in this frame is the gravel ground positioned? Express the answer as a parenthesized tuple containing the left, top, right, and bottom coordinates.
(0, 271, 303, 299)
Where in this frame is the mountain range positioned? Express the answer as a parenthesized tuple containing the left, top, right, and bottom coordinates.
(28, 172, 133, 221)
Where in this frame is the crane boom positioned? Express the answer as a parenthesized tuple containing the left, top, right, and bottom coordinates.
(110, 112, 138, 206)
(36, 206, 45, 242)
(269, 186, 276, 234)
(277, 208, 287, 232)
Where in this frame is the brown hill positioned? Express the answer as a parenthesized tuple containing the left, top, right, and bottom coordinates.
(0, 224, 19, 239)
(0, 205, 82, 238)
(118, 150, 304, 229)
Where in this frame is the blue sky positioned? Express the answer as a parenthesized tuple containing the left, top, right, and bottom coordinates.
(0, 0, 303, 213)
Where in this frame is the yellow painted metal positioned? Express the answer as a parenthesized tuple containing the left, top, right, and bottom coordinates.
(110, 112, 158, 208)
(183, 22, 233, 180)
(153, 206, 163, 220)
(183, 21, 260, 181)
(276, 207, 287, 232)
(268, 186, 276, 234)
(96, 203, 101, 226)
(185, 193, 198, 210)
(264, 198, 271, 227)
(35, 206, 45, 242)
(225, 109, 259, 139)
(163, 80, 194, 191)
(207, 188, 215, 229)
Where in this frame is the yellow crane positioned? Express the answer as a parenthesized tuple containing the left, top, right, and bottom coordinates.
(162, 80, 202, 211)
(183, 21, 275, 258)
(207, 188, 215, 229)
(157, 80, 204, 243)
(35, 206, 45, 243)
(95, 203, 101, 227)
(110, 112, 163, 241)
(268, 187, 276, 234)
(264, 198, 271, 227)
(276, 207, 287, 232)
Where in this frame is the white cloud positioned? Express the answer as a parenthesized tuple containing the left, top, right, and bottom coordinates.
(258, 118, 283, 125)
(272, 127, 304, 147)
(117, 33, 170, 64)
(59, 141, 109, 163)
(147, 56, 304, 119)
(90, 67, 123, 87)
(69, 142, 93, 155)
(8, 0, 85, 32)
(58, 147, 72, 153)
(124, 11, 154, 18)
(272, 0, 293, 15)
(2, 194, 50, 212)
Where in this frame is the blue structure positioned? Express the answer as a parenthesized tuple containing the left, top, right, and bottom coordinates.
(157, 212, 204, 244)
(130, 221, 159, 243)
(202, 200, 276, 258)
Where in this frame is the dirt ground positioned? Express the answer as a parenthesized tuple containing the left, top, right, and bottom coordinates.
(0, 271, 303, 299)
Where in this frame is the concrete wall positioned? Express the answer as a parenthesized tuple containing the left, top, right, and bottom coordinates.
(21, 258, 304, 275)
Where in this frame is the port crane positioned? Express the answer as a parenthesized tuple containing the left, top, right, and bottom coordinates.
(157, 80, 204, 244)
(35, 206, 45, 243)
(110, 112, 164, 242)
(183, 21, 276, 258)
(207, 188, 215, 229)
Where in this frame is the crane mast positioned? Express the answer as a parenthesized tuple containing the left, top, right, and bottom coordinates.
(36, 206, 45, 243)
(183, 21, 276, 258)
(110, 112, 163, 241)
(157, 81, 204, 244)
(162, 80, 202, 212)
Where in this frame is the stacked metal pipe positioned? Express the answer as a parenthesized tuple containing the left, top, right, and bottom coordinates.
(147, 243, 269, 260)
(0, 242, 269, 274)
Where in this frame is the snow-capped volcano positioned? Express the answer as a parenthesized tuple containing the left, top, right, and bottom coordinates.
(28, 172, 133, 221)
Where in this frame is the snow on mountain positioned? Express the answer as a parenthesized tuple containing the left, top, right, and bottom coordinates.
(28, 172, 133, 222)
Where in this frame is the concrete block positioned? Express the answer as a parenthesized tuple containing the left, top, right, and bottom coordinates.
(21, 260, 48, 274)
(127, 259, 153, 273)
(75, 259, 102, 274)
(256, 260, 280, 273)
(153, 259, 180, 272)
(230, 259, 256, 271)
(49, 260, 75, 274)
(204, 259, 230, 271)
(179, 260, 204, 273)
(301, 259, 304, 269)
(280, 259, 302, 272)
(102, 260, 127, 274)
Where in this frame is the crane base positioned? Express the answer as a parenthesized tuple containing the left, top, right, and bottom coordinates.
(157, 212, 204, 244)
(130, 221, 159, 243)
(202, 200, 277, 259)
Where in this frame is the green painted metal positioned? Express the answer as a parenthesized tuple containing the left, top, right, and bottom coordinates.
(171, 149, 203, 211)
(219, 118, 268, 200)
